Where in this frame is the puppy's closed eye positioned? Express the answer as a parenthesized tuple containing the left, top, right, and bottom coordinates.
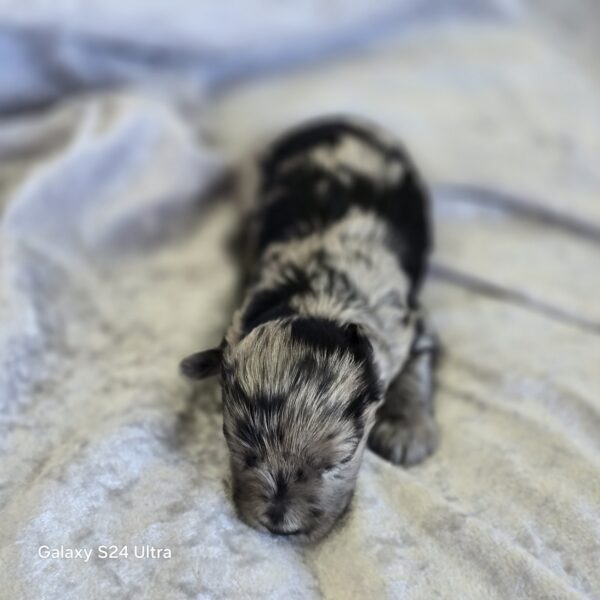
(340, 441, 360, 464)
(244, 454, 259, 469)
(317, 462, 334, 474)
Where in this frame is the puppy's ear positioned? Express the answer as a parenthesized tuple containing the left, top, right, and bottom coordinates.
(179, 348, 222, 379)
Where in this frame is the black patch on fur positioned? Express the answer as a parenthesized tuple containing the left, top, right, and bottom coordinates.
(240, 293, 295, 336)
(225, 383, 290, 452)
(244, 454, 258, 469)
(353, 359, 382, 425)
(236, 418, 261, 449)
(274, 471, 288, 501)
(262, 118, 400, 176)
(276, 425, 285, 444)
(311, 249, 365, 304)
(296, 354, 319, 375)
(343, 392, 372, 426)
(250, 393, 285, 411)
(290, 317, 355, 357)
(240, 266, 309, 337)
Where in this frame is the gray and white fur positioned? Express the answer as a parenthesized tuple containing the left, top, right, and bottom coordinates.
(181, 116, 439, 541)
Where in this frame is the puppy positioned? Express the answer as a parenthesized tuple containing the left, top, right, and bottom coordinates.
(181, 116, 439, 541)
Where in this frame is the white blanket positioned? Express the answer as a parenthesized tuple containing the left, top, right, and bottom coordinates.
(1, 2, 599, 598)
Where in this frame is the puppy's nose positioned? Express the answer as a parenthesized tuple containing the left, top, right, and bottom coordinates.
(266, 502, 286, 526)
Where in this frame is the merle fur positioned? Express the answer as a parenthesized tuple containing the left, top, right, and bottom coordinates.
(181, 116, 439, 541)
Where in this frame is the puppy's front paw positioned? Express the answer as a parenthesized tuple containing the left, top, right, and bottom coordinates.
(368, 413, 439, 466)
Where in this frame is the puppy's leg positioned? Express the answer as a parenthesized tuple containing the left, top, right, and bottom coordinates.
(368, 321, 440, 466)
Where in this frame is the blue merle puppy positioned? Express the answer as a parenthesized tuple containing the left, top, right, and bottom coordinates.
(181, 117, 439, 541)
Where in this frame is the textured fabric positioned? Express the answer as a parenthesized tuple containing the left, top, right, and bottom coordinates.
(0, 2, 599, 599)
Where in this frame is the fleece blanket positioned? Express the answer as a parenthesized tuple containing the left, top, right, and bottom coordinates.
(1, 1, 599, 599)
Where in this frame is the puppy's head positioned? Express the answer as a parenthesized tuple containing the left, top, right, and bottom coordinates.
(181, 316, 381, 541)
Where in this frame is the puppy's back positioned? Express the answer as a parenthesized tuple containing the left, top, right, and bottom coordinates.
(252, 116, 432, 302)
